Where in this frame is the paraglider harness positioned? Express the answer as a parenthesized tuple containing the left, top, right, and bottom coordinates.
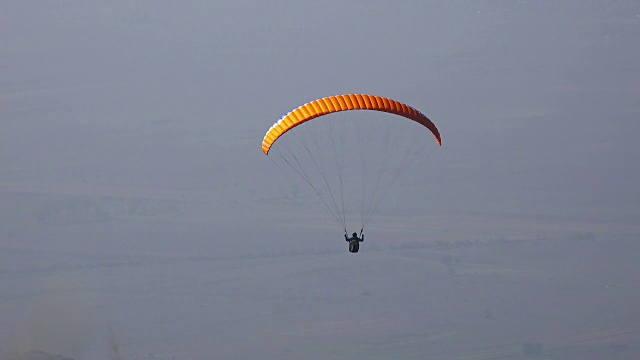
(345, 229, 364, 253)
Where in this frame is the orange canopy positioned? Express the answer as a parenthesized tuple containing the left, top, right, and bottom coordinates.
(262, 94, 441, 155)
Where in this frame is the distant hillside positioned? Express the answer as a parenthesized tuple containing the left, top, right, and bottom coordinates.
(6, 350, 73, 360)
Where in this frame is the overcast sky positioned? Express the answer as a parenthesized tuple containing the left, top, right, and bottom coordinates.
(2, 1, 639, 245)
(3, 2, 640, 359)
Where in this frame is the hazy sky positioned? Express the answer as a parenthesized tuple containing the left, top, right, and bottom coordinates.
(2, 2, 640, 359)
(2, 1, 639, 244)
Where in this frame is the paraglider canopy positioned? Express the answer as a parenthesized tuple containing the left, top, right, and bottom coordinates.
(262, 93, 441, 234)
(262, 94, 441, 155)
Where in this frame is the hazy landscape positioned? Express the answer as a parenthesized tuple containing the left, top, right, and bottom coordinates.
(2, 2, 639, 359)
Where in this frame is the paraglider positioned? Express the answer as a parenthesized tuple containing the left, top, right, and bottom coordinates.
(262, 94, 441, 155)
(345, 230, 364, 253)
(262, 94, 441, 252)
